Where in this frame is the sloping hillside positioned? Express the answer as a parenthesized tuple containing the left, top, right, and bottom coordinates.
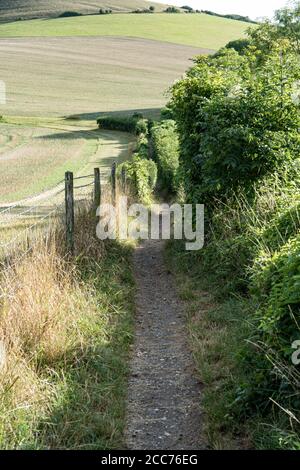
(0, 13, 249, 49)
(0, 0, 168, 23)
(0, 36, 202, 117)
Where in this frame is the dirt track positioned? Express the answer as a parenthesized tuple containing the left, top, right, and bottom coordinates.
(125, 239, 205, 450)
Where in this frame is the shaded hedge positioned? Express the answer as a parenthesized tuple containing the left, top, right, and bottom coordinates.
(150, 120, 179, 193)
(97, 115, 148, 136)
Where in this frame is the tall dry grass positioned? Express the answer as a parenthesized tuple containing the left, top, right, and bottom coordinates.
(0, 185, 134, 449)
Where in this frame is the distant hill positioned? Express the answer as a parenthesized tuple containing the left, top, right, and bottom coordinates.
(200, 10, 257, 24)
(0, 0, 169, 23)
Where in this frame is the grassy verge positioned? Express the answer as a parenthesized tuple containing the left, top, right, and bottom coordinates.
(0, 208, 135, 449)
(165, 240, 257, 449)
(166, 237, 300, 450)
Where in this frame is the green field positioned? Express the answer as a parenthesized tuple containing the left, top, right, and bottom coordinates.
(0, 13, 249, 49)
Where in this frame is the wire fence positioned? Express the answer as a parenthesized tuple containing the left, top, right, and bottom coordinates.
(0, 166, 111, 259)
(0, 162, 125, 262)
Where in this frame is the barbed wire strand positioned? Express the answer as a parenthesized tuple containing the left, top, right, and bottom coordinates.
(0, 209, 59, 249)
(73, 173, 94, 181)
(0, 192, 65, 224)
(74, 182, 94, 190)
(0, 180, 65, 216)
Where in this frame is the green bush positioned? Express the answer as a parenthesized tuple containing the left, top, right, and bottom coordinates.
(136, 135, 149, 159)
(225, 38, 251, 54)
(150, 120, 179, 193)
(117, 131, 157, 203)
(132, 8, 154, 13)
(168, 3, 300, 446)
(97, 115, 148, 136)
(58, 11, 82, 18)
(119, 156, 157, 204)
(193, 180, 300, 436)
(170, 44, 300, 205)
(99, 8, 112, 14)
(251, 235, 300, 353)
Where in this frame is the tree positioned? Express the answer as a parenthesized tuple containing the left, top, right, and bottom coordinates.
(164, 7, 180, 13)
(275, 2, 300, 52)
(247, 2, 300, 56)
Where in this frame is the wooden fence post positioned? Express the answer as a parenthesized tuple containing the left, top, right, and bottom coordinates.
(65, 171, 74, 254)
(121, 166, 126, 193)
(111, 162, 116, 204)
(94, 167, 101, 209)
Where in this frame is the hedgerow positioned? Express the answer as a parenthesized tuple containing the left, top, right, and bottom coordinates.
(119, 156, 157, 204)
(169, 6, 300, 447)
(150, 120, 179, 193)
(97, 114, 148, 136)
(170, 42, 300, 205)
(117, 128, 157, 204)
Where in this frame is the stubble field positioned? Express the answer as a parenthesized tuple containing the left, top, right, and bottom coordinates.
(0, 36, 203, 118)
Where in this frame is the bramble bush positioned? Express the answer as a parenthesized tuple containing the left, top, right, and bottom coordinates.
(98, 113, 157, 203)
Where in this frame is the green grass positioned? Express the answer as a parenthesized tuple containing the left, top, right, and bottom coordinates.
(165, 240, 254, 449)
(0, 13, 249, 49)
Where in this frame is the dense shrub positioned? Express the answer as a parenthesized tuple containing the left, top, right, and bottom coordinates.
(58, 11, 82, 18)
(225, 38, 251, 54)
(135, 134, 149, 159)
(132, 8, 154, 13)
(99, 9, 112, 14)
(97, 114, 148, 136)
(188, 180, 300, 429)
(117, 127, 157, 203)
(170, 43, 300, 204)
(201, 10, 257, 23)
(150, 120, 179, 193)
(160, 107, 173, 119)
(119, 156, 157, 203)
(181, 6, 194, 12)
(251, 236, 300, 355)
